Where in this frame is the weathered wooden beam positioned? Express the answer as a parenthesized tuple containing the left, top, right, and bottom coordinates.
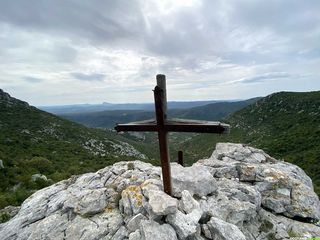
(115, 119, 230, 134)
(156, 74, 167, 119)
(165, 123, 228, 133)
(154, 75, 172, 196)
(115, 123, 157, 132)
(178, 150, 184, 166)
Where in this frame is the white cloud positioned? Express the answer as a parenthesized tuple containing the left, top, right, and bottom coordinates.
(0, 0, 319, 105)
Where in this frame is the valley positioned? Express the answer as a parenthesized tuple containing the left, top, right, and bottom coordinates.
(1, 89, 319, 212)
(57, 91, 320, 195)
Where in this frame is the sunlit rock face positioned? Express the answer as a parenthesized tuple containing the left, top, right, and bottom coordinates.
(1, 143, 320, 240)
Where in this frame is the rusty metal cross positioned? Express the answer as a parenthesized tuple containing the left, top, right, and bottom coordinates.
(115, 74, 230, 196)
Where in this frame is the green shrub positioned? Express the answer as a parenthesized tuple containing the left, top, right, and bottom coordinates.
(26, 157, 54, 174)
(0, 212, 10, 223)
(127, 162, 134, 170)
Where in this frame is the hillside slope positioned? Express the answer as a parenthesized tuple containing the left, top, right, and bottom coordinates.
(180, 91, 320, 195)
(170, 97, 260, 121)
(0, 89, 151, 209)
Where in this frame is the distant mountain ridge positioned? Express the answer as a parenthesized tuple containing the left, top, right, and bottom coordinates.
(59, 98, 261, 128)
(39, 100, 239, 114)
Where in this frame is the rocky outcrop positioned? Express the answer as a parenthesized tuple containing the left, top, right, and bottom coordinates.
(0, 89, 29, 107)
(198, 143, 320, 220)
(0, 143, 319, 239)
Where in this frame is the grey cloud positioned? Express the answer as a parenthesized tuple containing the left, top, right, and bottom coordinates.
(229, 0, 320, 32)
(23, 76, 43, 83)
(298, 48, 320, 59)
(71, 72, 106, 81)
(0, 27, 78, 64)
(146, 0, 320, 57)
(0, 0, 145, 45)
(223, 52, 274, 65)
(143, 6, 224, 57)
(238, 72, 290, 84)
(228, 0, 320, 51)
(1, 0, 319, 59)
(53, 45, 78, 63)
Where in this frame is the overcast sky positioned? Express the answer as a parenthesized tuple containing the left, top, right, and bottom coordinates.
(0, 0, 319, 106)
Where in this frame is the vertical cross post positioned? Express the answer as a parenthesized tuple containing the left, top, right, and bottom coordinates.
(154, 74, 172, 195)
(178, 150, 184, 166)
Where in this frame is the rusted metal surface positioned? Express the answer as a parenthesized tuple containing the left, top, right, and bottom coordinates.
(114, 74, 230, 196)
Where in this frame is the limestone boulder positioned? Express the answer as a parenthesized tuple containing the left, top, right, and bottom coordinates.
(171, 164, 218, 197)
(179, 190, 200, 214)
(202, 143, 320, 220)
(127, 213, 147, 232)
(206, 217, 246, 240)
(147, 190, 177, 215)
(166, 209, 202, 239)
(1, 144, 319, 240)
(140, 220, 178, 240)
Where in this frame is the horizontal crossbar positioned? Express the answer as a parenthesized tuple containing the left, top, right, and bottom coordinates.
(114, 118, 230, 134)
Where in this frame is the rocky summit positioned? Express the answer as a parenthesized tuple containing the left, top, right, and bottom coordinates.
(1, 143, 320, 240)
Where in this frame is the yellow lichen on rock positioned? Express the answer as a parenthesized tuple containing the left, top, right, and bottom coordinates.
(122, 185, 144, 207)
(105, 205, 114, 213)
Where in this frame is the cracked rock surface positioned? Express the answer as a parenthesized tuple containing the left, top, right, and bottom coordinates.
(1, 143, 320, 240)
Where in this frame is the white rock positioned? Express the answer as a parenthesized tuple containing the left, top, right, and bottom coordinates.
(179, 190, 200, 214)
(147, 190, 177, 216)
(141, 179, 163, 198)
(64, 214, 110, 240)
(201, 224, 212, 239)
(207, 217, 246, 240)
(171, 164, 217, 197)
(27, 213, 68, 240)
(31, 174, 48, 182)
(140, 220, 178, 240)
(212, 143, 270, 164)
(209, 143, 320, 220)
(127, 213, 147, 232)
(64, 188, 108, 216)
(113, 226, 128, 240)
(129, 229, 141, 240)
(200, 191, 257, 227)
(166, 209, 202, 239)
